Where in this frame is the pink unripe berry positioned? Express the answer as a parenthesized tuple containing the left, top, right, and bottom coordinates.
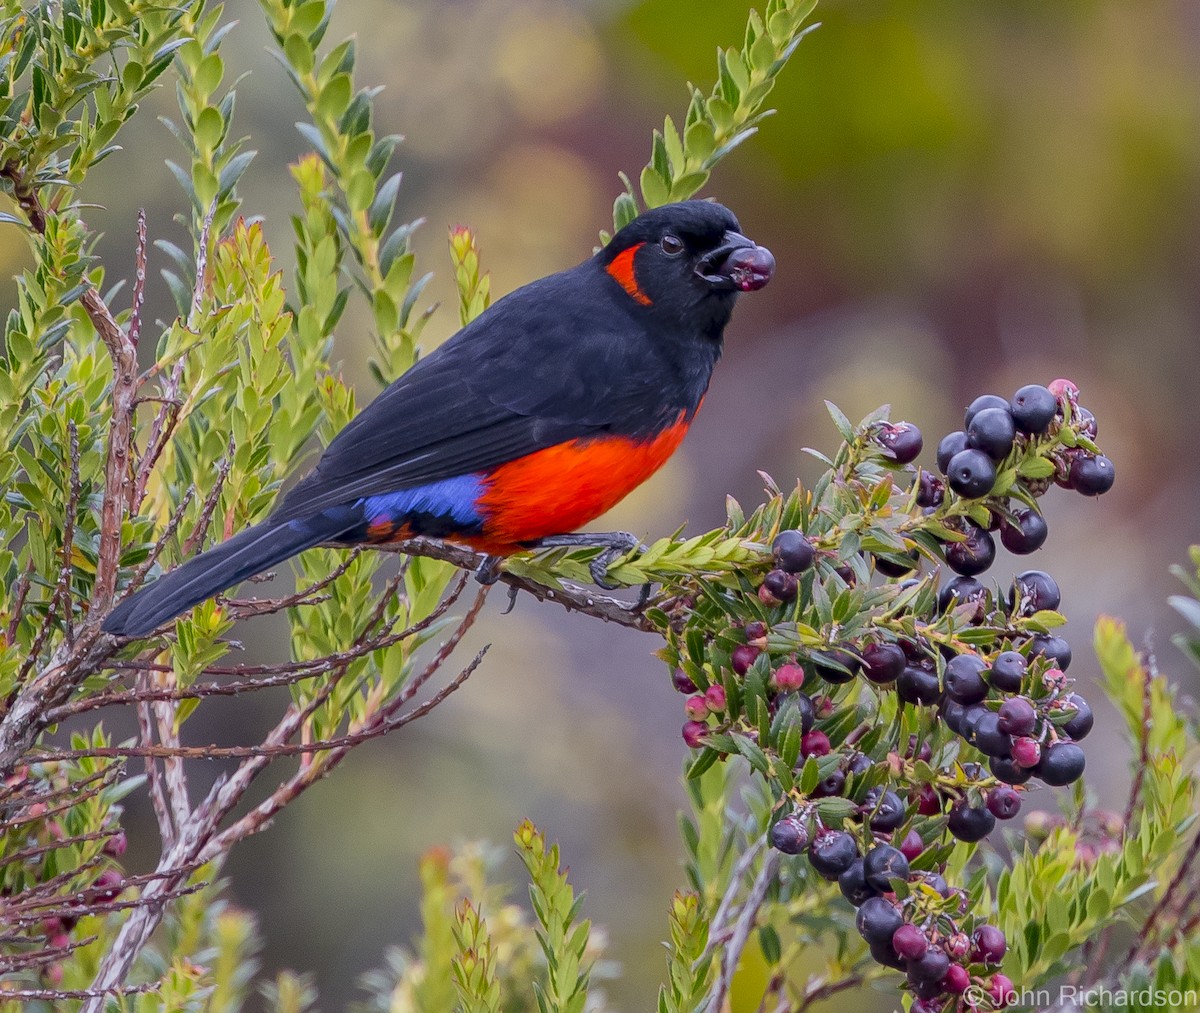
(684, 694, 709, 720)
(946, 932, 971, 959)
(104, 829, 127, 857)
(1048, 377, 1079, 402)
(1012, 736, 1041, 768)
(941, 963, 971, 994)
(1042, 667, 1067, 690)
(990, 973, 1017, 1007)
(704, 685, 727, 712)
(772, 663, 805, 691)
(800, 730, 830, 757)
(682, 721, 707, 749)
(91, 869, 125, 903)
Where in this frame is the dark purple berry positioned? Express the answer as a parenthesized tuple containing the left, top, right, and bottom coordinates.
(862, 642, 905, 685)
(946, 448, 997, 498)
(870, 940, 907, 971)
(813, 648, 861, 685)
(892, 923, 928, 961)
(862, 788, 907, 833)
(938, 576, 989, 620)
(791, 692, 816, 734)
(1010, 384, 1056, 434)
(936, 430, 970, 473)
(838, 858, 876, 906)
(772, 529, 815, 573)
(1000, 507, 1048, 554)
(922, 871, 953, 898)
(964, 394, 1011, 429)
(916, 469, 944, 508)
(875, 550, 920, 577)
(944, 654, 988, 704)
(970, 711, 1013, 758)
(801, 730, 831, 757)
(897, 665, 941, 705)
(973, 924, 1008, 963)
(944, 520, 996, 577)
(1036, 741, 1086, 785)
(967, 407, 1016, 461)
(998, 696, 1037, 736)
(846, 751, 873, 778)
(1029, 634, 1072, 671)
(731, 644, 760, 675)
(808, 829, 859, 880)
(947, 802, 996, 842)
(760, 568, 798, 604)
(988, 651, 1026, 693)
(899, 828, 925, 861)
(1070, 454, 1115, 495)
(877, 421, 923, 464)
(1061, 693, 1093, 740)
(769, 814, 809, 854)
(987, 786, 1022, 820)
(863, 843, 910, 891)
(856, 896, 904, 946)
(941, 699, 968, 734)
(914, 784, 943, 816)
(815, 769, 847, 797)
(672, 669, 697, 694)
(1011, 569, 1061, 614)
(1073, 405, 1098, 437)
(907, 947, 951, 985)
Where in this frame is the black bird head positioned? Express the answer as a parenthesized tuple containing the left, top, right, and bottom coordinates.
(597, 199, 775, 335)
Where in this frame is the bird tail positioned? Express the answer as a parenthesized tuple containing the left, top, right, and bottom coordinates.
(101, 511, 357, 638)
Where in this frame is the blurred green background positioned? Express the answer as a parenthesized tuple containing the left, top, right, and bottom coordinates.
(6, 0, 1199, 1008)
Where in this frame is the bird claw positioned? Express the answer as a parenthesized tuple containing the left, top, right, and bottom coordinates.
(474, 554, 503, 585)
(533, 531, 649, 593)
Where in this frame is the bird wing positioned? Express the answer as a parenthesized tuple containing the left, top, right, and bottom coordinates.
(269, 268, 664, 523)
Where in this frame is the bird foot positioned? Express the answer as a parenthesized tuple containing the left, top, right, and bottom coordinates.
(532, 531, 649, 592)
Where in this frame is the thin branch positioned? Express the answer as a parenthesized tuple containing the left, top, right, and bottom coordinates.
(137, 670, 176, 850)
(385, 537, 655, 631)
(58, 421, 82, 645)
(711, 851, 779, 1012)
(128, 208, 147, 350)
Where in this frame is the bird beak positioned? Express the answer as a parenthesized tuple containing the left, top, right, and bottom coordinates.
(696, 231, 776, 292)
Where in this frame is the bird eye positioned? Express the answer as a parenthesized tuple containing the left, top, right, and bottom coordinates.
(660, 234, 684, 256)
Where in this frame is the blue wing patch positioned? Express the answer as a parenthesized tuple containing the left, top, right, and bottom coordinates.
(359, 473, 485, 539)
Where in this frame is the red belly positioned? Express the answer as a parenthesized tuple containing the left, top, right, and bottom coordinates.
(459, 412, 692, 554)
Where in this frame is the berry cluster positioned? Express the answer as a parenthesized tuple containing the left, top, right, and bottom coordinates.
(667, 381, 1112, 1009)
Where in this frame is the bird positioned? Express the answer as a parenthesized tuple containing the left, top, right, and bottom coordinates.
(102, 199, 775, 638)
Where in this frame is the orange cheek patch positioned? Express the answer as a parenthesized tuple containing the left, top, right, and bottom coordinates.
(605, 243, 652, 306)
(467, 413, 692, 553)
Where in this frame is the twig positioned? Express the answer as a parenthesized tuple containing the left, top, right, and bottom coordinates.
(385, 537, 655, 632)
(137, 670, 176, 850)
(129, 209, 147, 350)
(58, 422, 82, 645)
(711, 851, 779, 1012)
(180, 438, 235, 555)
(699, 833, 768, 966)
